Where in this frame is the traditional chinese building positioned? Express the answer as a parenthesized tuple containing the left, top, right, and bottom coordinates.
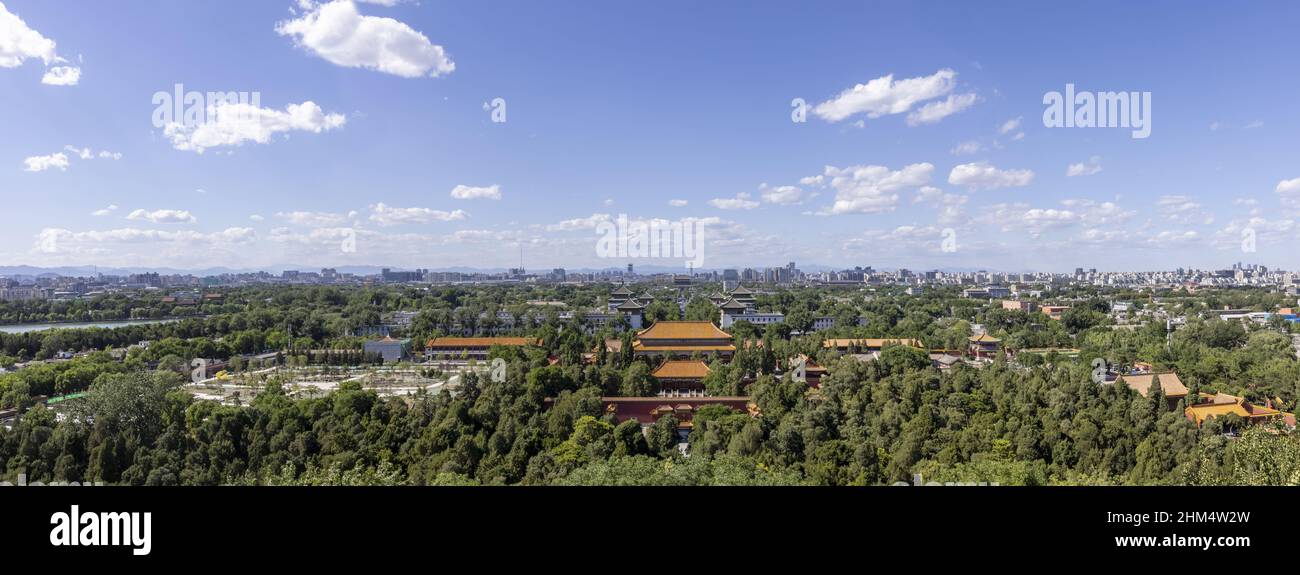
(728, 285, 756, 307)
(1114, 372, 1188, 409)
(614, 298, 646, 329)
(967, 334, 1002, 360)
(425, 337, 539, 360)
(633, 321, 735, 359)
(651, 359, 711, 396)
(598, 397, 759, 433)
(822, 338, 924, 354)
(1185, 393, 1295, 429)
(608, 285, 635, 310)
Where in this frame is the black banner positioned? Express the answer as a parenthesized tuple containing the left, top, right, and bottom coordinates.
(2, 486, 1282, 566)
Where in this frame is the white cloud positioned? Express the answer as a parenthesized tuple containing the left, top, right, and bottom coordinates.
(810, 163, 934, 215)
(1154, 195, 1212, 224)
(90, 204, 118, 217)
(1213, 216, 1295, 250)
(999, 117, 1022, 135)
(1066, 156, 1103, 177)
(127, 209, 197, 224)
(63, 145, 121, 161)
(709, 192, 760, 210)
(913, 186, 943, 204)
(1076, 228, 1131, 246)
(276, 211, 352, 227)
(163, 100, 345, 153)
(842, 225, 960, 256)
(914, 186, 968, 225)
(368, 202, 467, 226)
(444, 229, 526, 243)
(0, 2, 80, 86)
(759, 184, 806, 205)
(668, 199, 689, 207)
(1275, 177, 1300, 213)
(813, 69, 971, 125)
(984, 203, 1078, 237)
(64, 145, 92, 159)
(950, 140, 982, 156)
(906, 92, 977, 126)
(449, 184, 501, 200)
(249, 214, 265, 222)
(1146, 230, 1200, 248)
(22, 146, 120, 173)
(546, 213, 611, 232)
(1059, 199, 1134, 227)
(948, 162, 1034, 190)
(276, 0, 455, 78)
(35, 227, 254, 259)
(1276, 177, 1300, 195)
(41, 64, 79, 85)
(22, 152, 68, 172)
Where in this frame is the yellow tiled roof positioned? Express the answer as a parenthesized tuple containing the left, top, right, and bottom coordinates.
(1117, 372, 1188, 398)
(1185, 395, 1286, 425)
(652, 360, 712, 379)
(633, 343, 736, 352)
(637, 321, 732, 341)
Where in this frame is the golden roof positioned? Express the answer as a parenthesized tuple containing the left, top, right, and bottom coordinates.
(652, 360, 712, 379)
(633, 343, 736, 353)
(1117, 372, 1188, 398)
(637, 321, 732, 341)
(1185, 395, 1287, 425)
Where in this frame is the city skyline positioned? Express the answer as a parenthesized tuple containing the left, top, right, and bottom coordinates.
(4, 1, 1300, 272)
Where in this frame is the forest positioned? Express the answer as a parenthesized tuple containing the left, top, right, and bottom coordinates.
(2, 282, 1298, 486)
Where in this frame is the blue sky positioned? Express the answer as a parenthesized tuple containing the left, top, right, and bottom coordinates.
(2, 0, 1299, 273)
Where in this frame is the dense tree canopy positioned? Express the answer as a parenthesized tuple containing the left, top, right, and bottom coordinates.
(2, 282, 1297, 485)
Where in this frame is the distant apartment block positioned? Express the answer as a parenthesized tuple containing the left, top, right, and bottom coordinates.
(0, 286, 46, 302)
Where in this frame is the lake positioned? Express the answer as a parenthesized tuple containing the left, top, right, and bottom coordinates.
(0, 318, 181, 334)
